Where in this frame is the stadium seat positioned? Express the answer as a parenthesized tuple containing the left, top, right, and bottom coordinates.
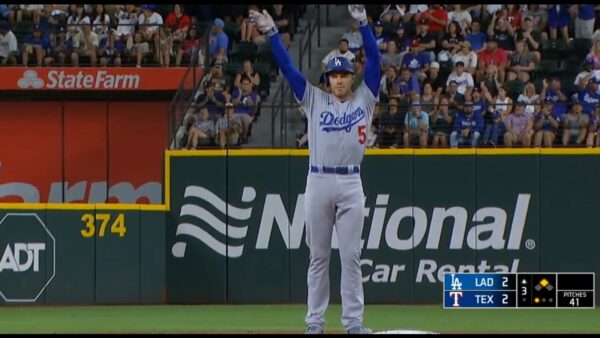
(229, 42, 257, 63)
(253, 61, 272, 97)
(542, 39, 568, 61)
(13, 20, 34, 42)
(505, 80, 524, 100)
(223, 62, 242, 79)
(532, 59, 558, 81)
(224, 20, 240, 44)
(568, 38, 592, 62)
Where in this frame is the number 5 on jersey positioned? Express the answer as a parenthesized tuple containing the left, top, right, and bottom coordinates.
(358, 125, 366, 144)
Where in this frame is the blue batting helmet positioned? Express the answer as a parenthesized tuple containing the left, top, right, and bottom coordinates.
(325, 57, 354, 75)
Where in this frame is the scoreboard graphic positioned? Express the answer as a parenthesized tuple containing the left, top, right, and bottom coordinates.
(443, 273, 595, 309)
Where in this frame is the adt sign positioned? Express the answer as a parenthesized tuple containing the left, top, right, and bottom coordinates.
(0, 213, 55, 302)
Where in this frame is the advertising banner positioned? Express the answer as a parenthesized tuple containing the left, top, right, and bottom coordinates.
(0, 67, 192, 91)
(166, 151, 600, 304)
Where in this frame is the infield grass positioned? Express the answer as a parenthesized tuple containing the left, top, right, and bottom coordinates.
(0, 304, 597, 334)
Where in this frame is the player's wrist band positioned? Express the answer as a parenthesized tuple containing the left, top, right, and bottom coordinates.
(266, 26, 279, 37)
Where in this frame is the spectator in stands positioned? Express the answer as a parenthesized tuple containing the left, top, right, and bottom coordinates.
(487, 11, 515, 54)
(165, 4, 191, 46)
(480, 64, 501, 103)
(574, 60, 600, 92)
(452, 41, 477, 74)
(38, 5, 62, 39)
(405, 5, 429, 24)
(380, 40, 403, 72)
(158, 25, 174, 67)
(397, 67, 421, 102)
(0, 22, 19, 65)
(541, 77, 569, 119)
(447, 5, 472, 33)
(379, 4, 404, 23)
(209, 48, 228, 68)
(508, 40, 535, 83)
(197, 85, 228, 118)
(517, 81, 541, 115)
(21, 26, 52, 67)
(547, 5, 570, 41)
(446, 61, 474, 98)
(114, 5, 138, 50)
(209, 18, 229, 59)
(414, 19, 436, 62)
(574, 5, 595, 40)
(132, 31, 150, 67)
(477, 38, 508, 84)
(240, 4, 261, 44)
(175, 25, 200, 67)
(438, 20, 463, 63)
(533, 101, 561, 147)
(92, 4, 111, 46)
(562, 102, 589, 146)
(403, 100, 429, 148)
(373, 20, 389, 54)
(99, 32, 124, 67)
(481, 103, 504, 146)
(390, 23, 411, 56)
(514, 15, 541, 63)
(51, 27, 72, 66)
(71, 22, 99, 67)
(271, 4, 292, 49)
(67, 4, 89, 39)
(450, 100, 483, 148)
(423, 61, 445, 98)
(377, 98, 403, 148)
(15, 5, 43, 25)
(234, 59, 261, 90)
(138, 5, 163, 63)
(216, 102, 243, 148)
(379, 66, 400, 102)
(586, 106, 600, 147)
(576, 77, 600, 116)
(503, 102, 533, 147)
(207, 64, 230, 94)
(417, 5, 448, 43)
(321, 38, 355, 72)
(505, 5, 522, 30)
(429, 96, 453, 147)
(0, 5, 12, 25)
(445, 80, 466, 114)
(464, 20, 486, 54)
(402, 39, 430, 82)
(342, 20, 363, 54)
(585, 40, 600, 70)
(232, 77, 260, 143)
(524, 4, 548, 40)
(494, 86, 513, 118)
(186, 107, 216, 149)
(421, 81, 438, 114)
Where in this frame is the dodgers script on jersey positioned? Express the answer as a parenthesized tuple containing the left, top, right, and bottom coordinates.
(298, 81, 378, 167)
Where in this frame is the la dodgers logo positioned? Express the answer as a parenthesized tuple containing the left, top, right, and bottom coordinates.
(320, 107, 365, 132)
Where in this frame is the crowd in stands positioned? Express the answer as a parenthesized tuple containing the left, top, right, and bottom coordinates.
(296, 4, 600, 148)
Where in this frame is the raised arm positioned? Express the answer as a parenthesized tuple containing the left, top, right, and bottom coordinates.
(349, 5, 381, 96)
(250, 9, 307, 100)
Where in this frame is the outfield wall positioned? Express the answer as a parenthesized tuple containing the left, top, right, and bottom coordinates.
(1, 149, 599, 305)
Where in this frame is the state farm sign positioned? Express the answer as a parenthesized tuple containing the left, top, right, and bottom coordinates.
(19, 70, 140, 90)
(0, 67, 195, 91)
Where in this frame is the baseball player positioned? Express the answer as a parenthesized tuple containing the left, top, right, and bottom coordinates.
(250, 5, 380, 334)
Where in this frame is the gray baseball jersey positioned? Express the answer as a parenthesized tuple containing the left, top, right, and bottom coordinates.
(298, 81, 378, 167)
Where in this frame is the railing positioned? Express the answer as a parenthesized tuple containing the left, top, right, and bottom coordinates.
(167, 22, 211, 149)
(297, 5, 321, 73)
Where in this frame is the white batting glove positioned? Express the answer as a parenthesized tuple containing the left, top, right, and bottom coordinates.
(348, 4, 368, 26)
(249, 9, 278, 36)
